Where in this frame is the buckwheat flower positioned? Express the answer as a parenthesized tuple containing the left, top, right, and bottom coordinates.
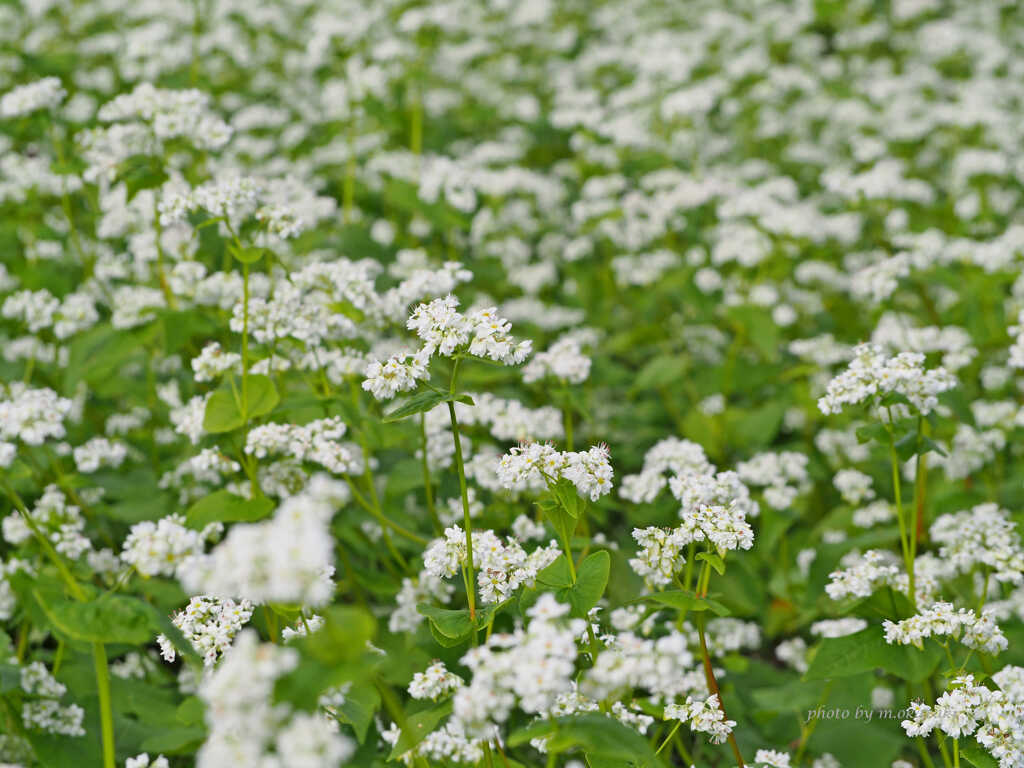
(180, 484, 337, 607)
(0, 385, 72, 445)
(664, 694, 736, 745)
(125, 755, 170, 768)
(390, 570, 455, 633)
(852, 500, 894, 528)
(884, 602, 1008, 655)
(754, 749, 792, 767)
(620, 438, 714, 504)
(21, 662, 66, 698)
(191, 342, 243, 383)
(110, 286, 166, 329)
(121, 515, 221, 579)
(407, 295, 471, 356)
(630, 526, 691, 587)
(931, 504, 1024, 584)
(409, 661, 463, 700)
(826, 550, 901, 600)
(467, 306, 532, 364)
(73, 437, 127, 473)
(817, 343, 956, 415)
(1, 77, 65, 117)
(812, 754, 841, 768)
(775, 637, 809, 674)
(833, 469, 875, 505)
(158, 596, 254, 667)
(522, 337, 591, 384)
(169, 394, 210, 445)
(810, 618, 868, 638)
(497, 442, 614, 500)
(2, 289, 60, 332)
(361, 351, 429, 401)
(22, 699, 86, 737)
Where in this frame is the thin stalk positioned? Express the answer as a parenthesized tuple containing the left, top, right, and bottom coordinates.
(448, 399, 476, 622)
(241, 261, 250, 410)
(886, 418, 915, 606)
(696, 612, 745, 767)
(652, 721, 682, 759)
(93, 642, 116, 768)
(344, 120, 356, 224)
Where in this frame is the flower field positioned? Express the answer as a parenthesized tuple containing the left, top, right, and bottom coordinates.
(2, 1, 1024, 767)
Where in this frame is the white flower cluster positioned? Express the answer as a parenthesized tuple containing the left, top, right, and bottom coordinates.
(669, 470, 757, 552)
(818, 343, 957, 415)
(522, 337, 592, 384)
(121, 514, 221, 579)
(629, 526, 690, 587)
(902, 673, 1024, 767)
(0, 384, 72, 445)
(0, 77, 66, 118)
(931, 504, 1024, 585)
(125, 755, 169, 768)
(496, 442, 614, 501)
(826, 550, 902, 601)
(408, 661, 464, 700)
(583, 630, 703, 703)
(180, 477, 341, 606)
(423, 525, 560, 604)
(754, 749, 792, 768)
(883, 602, 1008, 655)
(833, 468, 875, 505)
(191, 342, 243, 382)
(196, 630, 353, 768)
(664, 693, 736, 745)
(453, 594, 582, 736)
(619, 437, 713, 504)
(361, 351, 430, 401)
(810, 618, 868, 638)
(19, 661, 85, 737)
(366, 296, 531, 391)
(73, 436, 128, 473)
(157, 595, 254, 667)
(98, 83, 231, 148)
(244, 416, 362, 476)
(736, 451, 810, 510)
(2, 484, 90, 560)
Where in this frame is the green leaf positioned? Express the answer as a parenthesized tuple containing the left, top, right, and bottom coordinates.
(511, 714, 657, 763)
(302, 606, 377, 666)
(804, 628, 942, 682)
(536, 556, 574, 589)
(176, 696, 204, 726)
(383, 390, 474, 422)
(245, 374, 280, 419)
(636, 590, 731, 616)
(37, 592, 159, 645)
(417, 604, 474, 639)
(203, 375, 279, 433)
(140, 727, 205, 754)
(115, 154, 168, 202)
(203, 388, 245, 433)
(565, 551, 610, 618)
(227, 242, 269, 264)
(537, 493, 578, 547)
(960, 742, 999, 768)
(696, 551, 726, 576)
(387, 700, 453, 760)
(185, 490, 275, 529)
(334, 681, 381, 743)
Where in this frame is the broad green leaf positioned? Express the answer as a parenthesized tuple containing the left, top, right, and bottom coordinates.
(386, 700, 453, 760)
(115, 154, 168, 202)
(960, 742, 999, 768)
(302, 606, 377, 666)
(383, 390, 474, 422)
(185, 489, 275, 529)
(227, 242, 269, 264)
(203, 389, 245, 433)
(804, 628, 942, 682)
(537, 555, 574, 589)
(335, 682, 381, 743)
(417, 604, 474, 639)
(696, 551, 726, 575)
(565, 550, 610, 618)
(245, 374, 280, 418)
(636, 590, 731, 616)
(37, 592, 159, 645)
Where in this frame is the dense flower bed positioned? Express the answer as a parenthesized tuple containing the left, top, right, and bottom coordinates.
(1, 1, 1024, 767)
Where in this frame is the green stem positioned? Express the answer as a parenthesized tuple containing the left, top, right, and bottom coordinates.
(93, 641, 116, 768)
(448, 399, 476, 622)
(696, 612, 745, 767)
(653, 720, 682, 758)
(241, 261, 250, 411)
(886, 419, 915, 606)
